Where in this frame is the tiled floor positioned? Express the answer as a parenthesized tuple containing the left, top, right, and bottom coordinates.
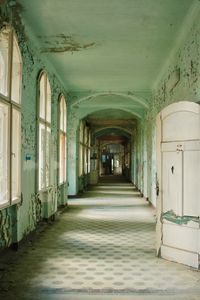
(0, 178, 200, 300)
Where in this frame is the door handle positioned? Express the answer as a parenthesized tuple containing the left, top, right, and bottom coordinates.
(171, 166, 174, 174)
(156, 180, 159, 196)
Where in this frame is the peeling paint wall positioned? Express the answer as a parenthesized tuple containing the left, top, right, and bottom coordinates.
(0, 2, 67, 249)
(0, 209, 12, 247)
(139, 9, 200, 206)
(162, 210, 199, 226)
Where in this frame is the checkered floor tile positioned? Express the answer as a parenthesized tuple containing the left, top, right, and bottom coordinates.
(0, 179, 200, 300)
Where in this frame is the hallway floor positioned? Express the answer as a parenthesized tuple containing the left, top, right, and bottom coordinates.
(0, 179, 200, 300)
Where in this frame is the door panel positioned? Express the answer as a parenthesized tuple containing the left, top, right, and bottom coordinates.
(157, 101, 200, 269)
(162, 150, 182, 215)
(163, 223, 199, 252)
(183, 150, 200, 217)
(161, 245, 199, 269)
(162, 111, 200, 141)
(161, 101, 200, 142)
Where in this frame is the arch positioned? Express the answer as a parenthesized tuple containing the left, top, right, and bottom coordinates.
(80, 107, 142, 120)
(71, 92, 149, 109)
(93, 127, 132, 138)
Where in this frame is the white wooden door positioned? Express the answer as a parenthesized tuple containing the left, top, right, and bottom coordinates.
(157, 101, 200, 268)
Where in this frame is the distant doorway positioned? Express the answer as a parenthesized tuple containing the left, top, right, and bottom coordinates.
(100, 144, 123, 176)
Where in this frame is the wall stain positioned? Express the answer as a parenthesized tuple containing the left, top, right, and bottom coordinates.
(39, 34, 96, 53)
(30, 193, 42, 226)
(0, 210, 12, 247)
(162, 210, 199, 225)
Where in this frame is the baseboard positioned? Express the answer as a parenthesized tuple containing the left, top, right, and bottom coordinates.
(161, 244, 199, 269)
(9, 220, 49, 251)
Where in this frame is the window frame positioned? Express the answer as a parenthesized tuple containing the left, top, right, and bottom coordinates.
(0, 26, 22, 209)
(79, 121, 84, 176)
(79, 122, 91, 177)
(58, 94, 67, 185)
(37, 70, 52, 191)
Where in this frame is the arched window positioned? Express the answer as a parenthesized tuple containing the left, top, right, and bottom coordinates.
(79, 122, 91, 177)
(59, 94, 67, 184)
(0, 26, 22, 207)
(38, 71, 51, 190)
(79, 121, 84, 176)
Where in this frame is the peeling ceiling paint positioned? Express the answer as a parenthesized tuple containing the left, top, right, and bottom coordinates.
(39, 34, 96, 53)
(17, 0, 197, 92)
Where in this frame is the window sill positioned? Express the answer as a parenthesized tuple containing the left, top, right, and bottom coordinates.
(0, 197, 21, 210)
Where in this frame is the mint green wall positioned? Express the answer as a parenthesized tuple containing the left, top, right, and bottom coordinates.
(140, 9, 200, 206)
(0, 4, 67, 248)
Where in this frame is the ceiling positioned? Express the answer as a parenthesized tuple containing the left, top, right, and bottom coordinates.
(86, 109, 136, 125)
(17, 0, 196, 93)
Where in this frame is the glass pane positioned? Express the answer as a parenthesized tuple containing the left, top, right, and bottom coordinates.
(39, 73, 45, 119)
(79, 144, 83, 176)
(84, 126, 88, 144)
(59, 132, 66, 184)
(0, 101, 9, 204)
(46, 77, 51, 123)
(60, 97, 64, 131)
(46, 126, 51, 187)
(63, 97, 67, 133)
(0, 28, 9, 97)
(12, 108, 21, 200)
(88, 131, 91, 147)
(88, 148, 91, 173)
(39, 123, 45, 190)
(79, 122, 83, 142)
(84, 147, 87, 174)
(11, 35, 22, 104)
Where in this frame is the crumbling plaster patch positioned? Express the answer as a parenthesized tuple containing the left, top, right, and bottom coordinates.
(152, 14, 200, 116)
(0, 210, 12, 248)
(162, 210, 199, 226)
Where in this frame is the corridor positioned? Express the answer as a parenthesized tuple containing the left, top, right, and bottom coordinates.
(0, 178, 200, 300)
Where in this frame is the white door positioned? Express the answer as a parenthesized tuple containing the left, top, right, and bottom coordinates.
(156, 101, 200, 268)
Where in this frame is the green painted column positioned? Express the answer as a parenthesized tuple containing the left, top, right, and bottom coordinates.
(68, 113, 79, 196)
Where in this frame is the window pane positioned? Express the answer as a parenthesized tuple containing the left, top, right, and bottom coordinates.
(84, 126, 87, 144)
(79, 144, 83, 176)
(0, 101, 9, 204)
(84, 147, 87, 174)
(88, 148, 91, 173)
(60, 97, 64, 131)
(46, 126, 51, 187)
(79, 122, 83, 142)
(59, 132, 66, 184)
(12, 108, 21, 200)
(63, 98, 67, 133)
(39, 74, 45, 119)
(88, 131, 91, 173)
(11, 35, 22, 104)
(39, 123, 45, 190)
(46, 77, 51, 123)
(0, 29, 9, 97)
